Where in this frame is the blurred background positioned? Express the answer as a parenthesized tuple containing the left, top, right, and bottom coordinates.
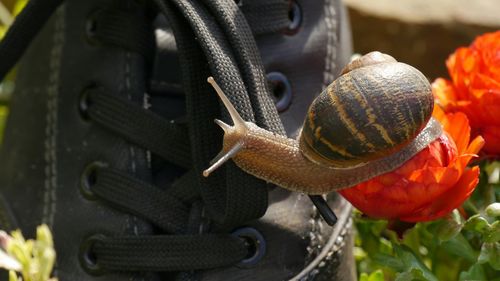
(345, 0, 500, 79)
(0, 0, 25, 142)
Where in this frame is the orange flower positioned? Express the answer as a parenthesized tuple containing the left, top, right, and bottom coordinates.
(338, 107, 484, 222)
(432, 31, 500, 155)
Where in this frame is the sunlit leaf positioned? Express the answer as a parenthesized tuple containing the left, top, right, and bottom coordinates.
(9, 270, 18, 281)
(464, 215, 490, 234)
(36, 225, 53, 248)
(12, 0, 27, 17)
(0, 26, 6, 39)
(360, 269, 384, 281)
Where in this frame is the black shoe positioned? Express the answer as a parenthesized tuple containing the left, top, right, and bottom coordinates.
(0, 0, 355, 280)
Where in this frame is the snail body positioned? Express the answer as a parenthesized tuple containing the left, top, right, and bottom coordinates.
(203, 52, 442, 194)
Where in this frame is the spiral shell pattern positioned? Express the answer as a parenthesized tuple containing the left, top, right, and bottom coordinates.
(300, 61, 434, 167)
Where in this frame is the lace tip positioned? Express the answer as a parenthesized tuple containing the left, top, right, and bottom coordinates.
(308, 195, 337, 226)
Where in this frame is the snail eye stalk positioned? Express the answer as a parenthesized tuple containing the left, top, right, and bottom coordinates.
(203, 141, 244, 177)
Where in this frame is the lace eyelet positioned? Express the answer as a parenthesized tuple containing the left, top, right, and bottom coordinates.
(232, 227, 266, 267)
(79, 84, 102, 121)
(85, 10, 101, 44)
(267, 72, 292, 112)
(79, 234, 106, 275)
(285, 1, 302, 35)
(80, 161, 107, 200)
(78, 87, 93, 121)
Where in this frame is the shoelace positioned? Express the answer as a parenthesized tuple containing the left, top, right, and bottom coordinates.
(0, 0, 302, 274)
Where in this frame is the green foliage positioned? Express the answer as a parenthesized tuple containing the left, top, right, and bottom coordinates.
(354, 161, 500, 280)
(360, 269, 385, 281)
(0, 0, 17, 141)
(12, 0, 28, 17)
(0, 225, 57, 281)
(0, 106, 8, 143)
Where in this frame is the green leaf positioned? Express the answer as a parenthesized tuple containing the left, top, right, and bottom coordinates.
(8, 270, 18, 281)
(2, 225, 57, 281)
(478, 242, 500, 270)
(393, 244, 438, 281)
(464, 215, 490, 234)
(373, 253, 405, 271)
(486, 203, 500, 218)
(355, 217, 389, 256)
(360, 269, 384, 281)
(12, 0, 28, 17)
(459, 263, 487, 281)
(427, 211, 463, 242)
(485, 221, 500, 243)
(441, 233, 477, 263)
(395, 267, 429, 281)
(0, 26, 6, 39)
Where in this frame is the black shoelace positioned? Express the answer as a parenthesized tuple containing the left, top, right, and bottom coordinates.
(0, 0, 311, 275)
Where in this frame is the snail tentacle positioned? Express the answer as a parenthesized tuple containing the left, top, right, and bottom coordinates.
(203, 140, 244, 177)
(203, 77, 249, 177)
(207, 77, 246, 129)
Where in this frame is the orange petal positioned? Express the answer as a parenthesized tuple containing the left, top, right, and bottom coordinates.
(432, 78, 458, 110)
(432, 104, 447, 124)
(400, 166, 479, 222)
(466, 136, 485, 155)
(448, 114, 470, 153)
(480, 127, 500, 154)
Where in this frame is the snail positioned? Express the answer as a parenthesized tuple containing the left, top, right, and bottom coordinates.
(202, 51, 443, 194)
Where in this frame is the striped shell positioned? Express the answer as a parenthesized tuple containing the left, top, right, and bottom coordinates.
(299, 52, 434, 167)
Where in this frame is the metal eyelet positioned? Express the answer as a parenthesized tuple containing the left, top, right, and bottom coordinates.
(85, 9, 103, 44)
(267, 72, 292, 112)
(86, 17, 97, 40)
(79, 84, 102, 121)
(85, 13, 98, 43)
(79, 234, 106, 275)
(80, 161, 107, 200)
(78, 87, 93, 121)
(285, 1, 302, 35)
(232, 227, 266, 267)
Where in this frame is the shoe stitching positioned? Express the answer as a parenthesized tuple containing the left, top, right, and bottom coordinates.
(124, 51, 140, 235)
(149, 80, 182, 89)
(290, 203, 352, 281)
(322, 0, 337, 89)
(43, 4, 65, 229)
(124, 50, 146, 281)
(304, 0, 340, 276)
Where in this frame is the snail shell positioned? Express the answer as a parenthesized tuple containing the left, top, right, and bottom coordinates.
(300, 52, 434, 167)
